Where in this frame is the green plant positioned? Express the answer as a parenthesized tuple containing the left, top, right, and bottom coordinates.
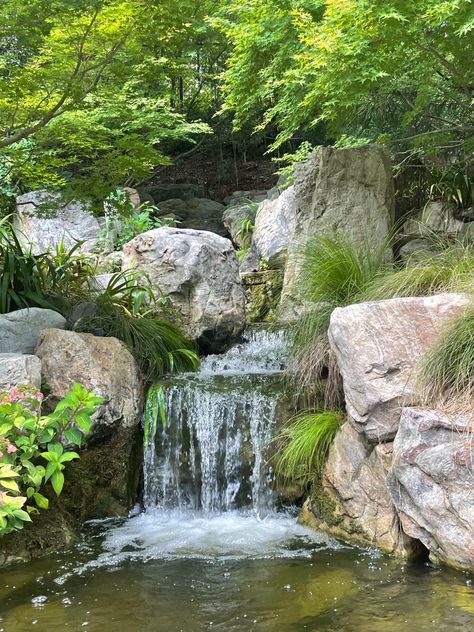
(363, 236, 474, 300)
(275, 410, 342, 485)
(419, 304, 474, 400)
(76, 270, 200, 379)
(103, 201, 179, 251)
(290, 232, 390, 403)
(236, 217, 255, 248)
(0, 217, 93, 314)
(274, 141, 315, 185)
(0, 383, 103, 536)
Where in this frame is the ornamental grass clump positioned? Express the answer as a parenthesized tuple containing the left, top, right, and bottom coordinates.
(419, 304, 474, 402)
(363, 235, 474, 300)
(289, 232, 390, 405)
(275, 410, 343, 485)
(76, 270, 200, 380)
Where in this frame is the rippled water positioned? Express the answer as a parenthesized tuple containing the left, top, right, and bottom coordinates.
(0, 510, 473, 632)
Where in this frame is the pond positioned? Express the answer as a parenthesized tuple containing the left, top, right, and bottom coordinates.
(1, 509, 473, 632)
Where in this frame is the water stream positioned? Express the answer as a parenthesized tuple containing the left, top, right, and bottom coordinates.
(1, 328, 473, 631)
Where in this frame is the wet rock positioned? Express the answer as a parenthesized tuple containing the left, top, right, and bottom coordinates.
(0, 353, 42, 389)
(122, 228, 245, 351)
(157, 197, 226, 235)
(328, 294, 471, 443)
(301, 423, 417, 554)
(15, 190, 101, 253)
(0, 308, 66, 354)
(35, 329, 143, 440)
(281, 145, 395, 314)
(241, 270, 284, 323)
(388, 407, 474, 571)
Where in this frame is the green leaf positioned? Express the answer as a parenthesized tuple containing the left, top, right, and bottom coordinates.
(59, 451, 79, 463)
(64, 427, 83, 447)
(12, 510, 32, 522)
(33, 492, 49, 509)
(51, 471, 65, 496)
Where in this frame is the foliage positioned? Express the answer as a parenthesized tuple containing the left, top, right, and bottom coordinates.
(236, 217, 255, 249)
(0, 0, 218, 203)
(274, 141, 316, 184)
(0, 217, 93, 314)
(219, 0, 473, 178)
(75, 271, 200, 379)
(275, 410, 342, 484)
(0, 383, 103, 537)
(420, 304, 474, 400)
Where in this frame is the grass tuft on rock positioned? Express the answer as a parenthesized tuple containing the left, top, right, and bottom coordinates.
(419, 304, 474, 401)
(275, 410, 343, 485)
(289, 232, 390, 403)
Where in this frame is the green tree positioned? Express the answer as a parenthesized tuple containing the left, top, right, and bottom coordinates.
(219, 1, 473, 174)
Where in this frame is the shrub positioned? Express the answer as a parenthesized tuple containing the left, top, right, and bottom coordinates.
(0, 383, 103, 537)
(75, 271, 200, 379)
(275, 410, 342, 485)
(0, 217, 93, 314)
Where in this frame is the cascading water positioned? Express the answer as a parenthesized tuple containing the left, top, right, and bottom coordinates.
(143, 327, 290, 515)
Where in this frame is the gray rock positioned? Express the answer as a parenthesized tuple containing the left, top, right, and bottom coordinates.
(280, 145, 395, 315)
(223, 190, 268, 206)
(388, 407, 474, 571)
(122, 228, 245, 351)
(36, 329, 143, 440)
(0, 308, 66, 354)
(15, 190, 101, 254)
(148, 183, 207, 203)
(223, 204, 256, 247)
(243, 186, 297, 272)
(402, 201, 466, 237)
(302, 423, 416, 554)
(0, 354, 42, 389)
(157, 198, 226, 235)
(399, 238, 438, 263)
(328, 294, 471, 443)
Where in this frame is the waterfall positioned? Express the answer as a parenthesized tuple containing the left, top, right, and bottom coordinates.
(143, 327, 290, 515)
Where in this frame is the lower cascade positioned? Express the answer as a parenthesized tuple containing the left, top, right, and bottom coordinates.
(143, 327, 289, 514)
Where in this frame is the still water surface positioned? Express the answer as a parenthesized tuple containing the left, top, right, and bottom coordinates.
(1, 510, 473, 632)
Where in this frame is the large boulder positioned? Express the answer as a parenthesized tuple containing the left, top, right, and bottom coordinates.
(280, 145, 395, 314)
(156, 198, 226, 235)
(122, 228, 246, 351)
(388, 408, 474, 571)
(15, 190, 101, 254)
(242, 186, 297, 273)
(35, 329, 143, 440)
(0, 308, 66, 354)
(300, 423, 416, 554)
(0, 353, 42, 390)
(328, 294, 471, 443)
